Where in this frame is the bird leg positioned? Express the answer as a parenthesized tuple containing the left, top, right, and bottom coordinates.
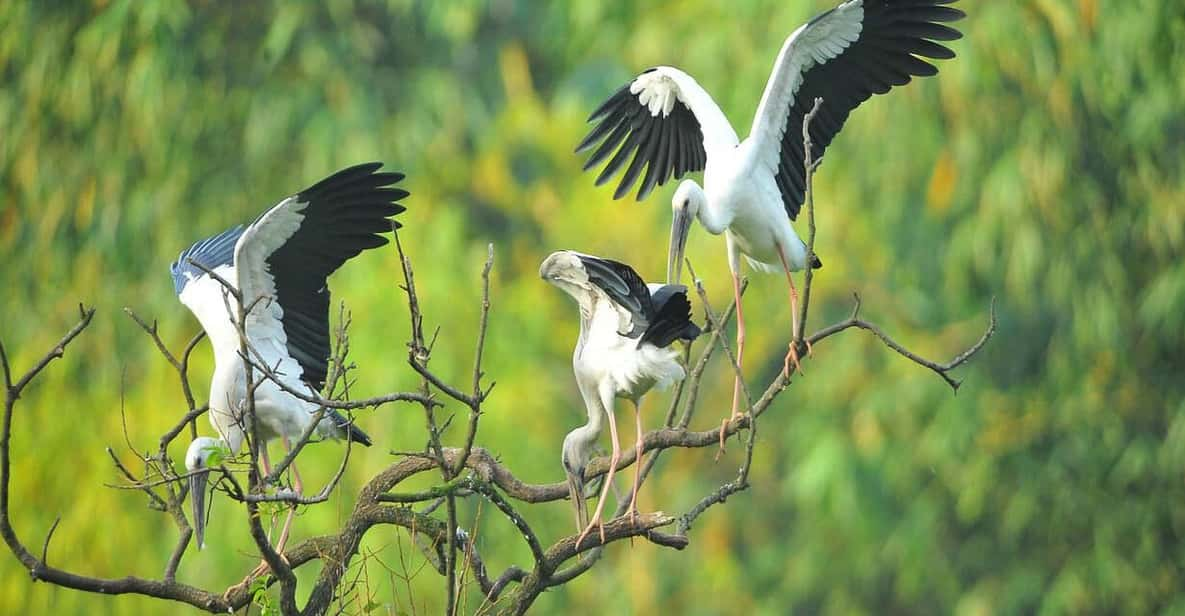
(627, 399, 644, 524)
(258, 444, 273, 481)
(777, 249, 808, 377)
(719, 269, 746, 456)
(249, 439, 301, 580)
(577, 408, 622, 548)
(255, 444, 284, 543)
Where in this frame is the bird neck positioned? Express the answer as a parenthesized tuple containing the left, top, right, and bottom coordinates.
(571, 416, 602, 449)
(697, 199, 729, 234)
(691, 184, 730, 235)
(574, 376, 608, 436)
(565, 405, 604, 473)
(208, 411, 246, 456)
(207, 363, 248, 456)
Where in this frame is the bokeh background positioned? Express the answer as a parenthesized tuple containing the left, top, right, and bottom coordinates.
(3, 1, 1184, 614)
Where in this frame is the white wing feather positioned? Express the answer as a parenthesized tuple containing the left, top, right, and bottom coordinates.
(233, 196, 307, 335)
(230, 195, 314, 387)
(746, 0, 865, 172)
(635, 67, 740, 154)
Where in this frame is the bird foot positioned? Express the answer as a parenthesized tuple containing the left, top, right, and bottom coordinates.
(716, 413, 742, 461)
(626, 489, 647, 521)
(247, 552, 290, 582)
(716, 417, 729, 460)
(625, 505, 644, 545)
(224, 583, 246, 604)
(783, 342, 806, 378)
(575, 520, 605, 550)
(224, 566, 270, 604)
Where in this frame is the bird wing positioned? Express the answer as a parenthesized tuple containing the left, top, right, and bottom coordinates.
(171, 225, 245, 295)
(638, 285, 701, 349)
(171, 226, 247, 358)
(746, 0, 964, 220)
(575, 66, 740, 201)
(574, 254, 655, 339)
(234, 162, 408, 389)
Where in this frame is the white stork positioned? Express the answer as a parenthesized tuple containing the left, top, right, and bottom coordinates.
(576, 0, 964, 434)
(172, 162, 407, 551)
(541, 251, 701, 545)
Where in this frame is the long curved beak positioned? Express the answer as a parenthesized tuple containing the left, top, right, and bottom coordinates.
(668, 206, 693, 284)
(189, 470, 209, 550)
(566, 470, 589, 532)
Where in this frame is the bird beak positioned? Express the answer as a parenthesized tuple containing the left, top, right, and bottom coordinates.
(189, 470, 209, 550)
(566, 469, 589, 532)
(668, 206, 693, 284)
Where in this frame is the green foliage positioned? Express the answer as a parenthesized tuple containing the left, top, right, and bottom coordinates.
(203, 442, 231, 468)
(2, 0, 1183, 614)
(252, 575, 280, 616)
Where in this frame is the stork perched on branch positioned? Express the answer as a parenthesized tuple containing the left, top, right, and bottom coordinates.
(575, 0, 964, 440)
(171, 162, 408, 552)
(541, 251, 700, 546)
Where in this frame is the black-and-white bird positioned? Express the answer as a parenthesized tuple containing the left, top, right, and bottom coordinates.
(172, 162, 407, 551)
(576, 0, 964, 430)
(541, 251, 700, 545)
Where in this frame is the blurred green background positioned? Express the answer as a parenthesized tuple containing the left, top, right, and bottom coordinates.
(2, 0, 1183, 614)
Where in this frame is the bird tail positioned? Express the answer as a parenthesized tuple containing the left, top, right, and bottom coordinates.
(326, 410, 373, 447)
(743, 251, 821, 272)
(639, 285, 701, 348)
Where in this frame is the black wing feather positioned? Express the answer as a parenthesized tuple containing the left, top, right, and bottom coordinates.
(575, 254, 654, 337)
(265, 162, 409, 389)
(577, 69, 707, 201)
(773, 0, 964, 220)
(639, 285, 701, 349)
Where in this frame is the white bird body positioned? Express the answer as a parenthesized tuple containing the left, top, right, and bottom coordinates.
(574, 292, 686, 406)
(176, 214, 365, 455)
(579, 0, 965, 275)
(704, 144, 812, 274)
(173, 162, 407, 550)
(542, 251, 701, 541)
(577, 0, 965, 418)
(176, 263, 306, 453)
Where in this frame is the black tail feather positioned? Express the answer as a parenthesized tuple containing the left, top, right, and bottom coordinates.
(327, 409, 373, 447)
(639, 285, 701, 349)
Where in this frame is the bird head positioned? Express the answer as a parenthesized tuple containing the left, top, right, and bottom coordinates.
(540, 251, 592, 301)
(185, 436, 228, 550)
(561, 428, 597, 531)
(669, 180, 707, 284)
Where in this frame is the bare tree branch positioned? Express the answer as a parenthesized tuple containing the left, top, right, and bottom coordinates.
(808, 293, 998, 392)
(0, 104, 996, 614)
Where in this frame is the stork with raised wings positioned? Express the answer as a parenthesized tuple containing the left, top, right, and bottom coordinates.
(576, 0, 964, 438)
(172, 162, 408, 554)
(541, 251, 701, 545)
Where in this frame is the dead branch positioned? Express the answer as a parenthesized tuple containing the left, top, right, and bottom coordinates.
(0, 100, 995, 614)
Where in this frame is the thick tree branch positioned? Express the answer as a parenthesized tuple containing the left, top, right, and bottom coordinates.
(2, 104, 996, 615)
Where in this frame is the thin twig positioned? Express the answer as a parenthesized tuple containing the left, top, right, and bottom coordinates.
(9, 305, 96, 395)
(40, 516, 61, 566)
(454, 244, 496, 477)
(795, 96, 824, 345)
(807, 294, 998, 392)
(687, 262, 755, 418)
(106, 447, 168, 510)
(394, 227, 460, 616)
